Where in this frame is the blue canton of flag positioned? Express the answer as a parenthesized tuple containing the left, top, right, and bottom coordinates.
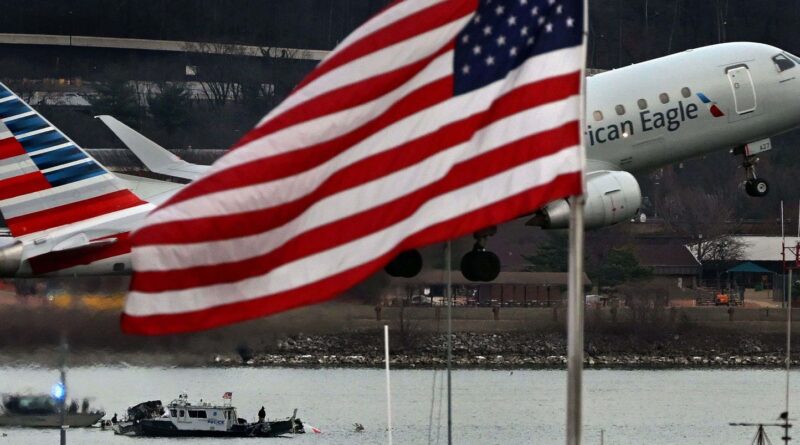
(454, 0, 583, 95)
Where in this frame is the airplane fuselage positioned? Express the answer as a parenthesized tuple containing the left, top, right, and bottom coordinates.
(585, 42, 800, 173)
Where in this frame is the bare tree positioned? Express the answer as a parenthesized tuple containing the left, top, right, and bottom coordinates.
(660, 171, 744, 287)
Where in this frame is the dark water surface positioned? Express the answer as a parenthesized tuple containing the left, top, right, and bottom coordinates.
(0, 367, 796, 444)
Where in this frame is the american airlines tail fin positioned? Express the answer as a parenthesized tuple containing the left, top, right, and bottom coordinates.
(0, 82, 148, 239)
(96, 115, 208, 181)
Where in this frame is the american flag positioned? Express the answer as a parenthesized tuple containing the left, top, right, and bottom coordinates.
(122, 0, 585, 335)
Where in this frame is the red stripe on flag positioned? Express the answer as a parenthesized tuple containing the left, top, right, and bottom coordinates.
(158, 75, 456, 211)
(0, 136, 26, 160)
(136, 72, 580, 246)
(294, 0, 475, 92)
(236, 43, 453, 148)
(130, 122, 579, 293)
(0, 171, 51, 200)
(122, 173, 581, 335)
(7, 190, 146, 236)
(28, 233, 131, 275)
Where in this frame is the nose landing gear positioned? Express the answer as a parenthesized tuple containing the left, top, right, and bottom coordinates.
(742, 155, 769, 197)
(734, 141, 771, 198)
(745, 177, 769, 197)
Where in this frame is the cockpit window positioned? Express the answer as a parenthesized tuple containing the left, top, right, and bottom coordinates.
(773, 53, 795, 72)
(786, 52, 800, 65)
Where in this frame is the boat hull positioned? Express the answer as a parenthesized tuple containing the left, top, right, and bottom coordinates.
(135, 419, 296, 437)
(0, 413, 104, 428)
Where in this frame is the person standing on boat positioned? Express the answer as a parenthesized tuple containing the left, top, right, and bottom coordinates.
(258, 406, 266, 423)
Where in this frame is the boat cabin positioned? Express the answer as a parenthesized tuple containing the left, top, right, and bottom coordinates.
(165, 394, 239, 432)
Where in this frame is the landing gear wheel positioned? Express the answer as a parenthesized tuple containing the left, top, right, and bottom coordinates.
(384, 249, 423, 278)
(745, 178, 769, 197)
(460, 248, 500, 282)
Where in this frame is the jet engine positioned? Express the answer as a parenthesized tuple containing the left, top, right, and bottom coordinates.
(0, 240, 23, 277)
(528, 171, 642, 230)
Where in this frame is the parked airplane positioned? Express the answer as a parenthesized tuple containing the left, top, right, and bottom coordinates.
(1, 42, 799, 280)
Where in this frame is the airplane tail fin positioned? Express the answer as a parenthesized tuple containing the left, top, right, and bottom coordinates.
(0, 82, 147, 239)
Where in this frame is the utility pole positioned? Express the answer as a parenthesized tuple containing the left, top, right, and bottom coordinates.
(59, 334, 68, 445)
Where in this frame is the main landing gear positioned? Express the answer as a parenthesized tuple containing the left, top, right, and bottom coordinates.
(383, 227, 501, 282)
(734, 145, 769, 198)
(459, 227, 500, 282)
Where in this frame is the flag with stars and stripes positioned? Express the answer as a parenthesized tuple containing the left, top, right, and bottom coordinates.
(122, 0, 586, 335)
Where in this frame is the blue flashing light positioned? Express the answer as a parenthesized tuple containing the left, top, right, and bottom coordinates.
(51, 382, 65, 401)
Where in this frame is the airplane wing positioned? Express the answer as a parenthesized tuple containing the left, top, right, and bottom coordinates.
(96, 115, 209, 181)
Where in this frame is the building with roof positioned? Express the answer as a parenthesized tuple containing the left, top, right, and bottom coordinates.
(734, 236, 800, 270)
(631, 237, 702, 287)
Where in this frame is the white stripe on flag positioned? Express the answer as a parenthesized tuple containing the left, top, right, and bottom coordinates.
(264, 16, 471, 126)
(320, 0, 448, 66)
(127, 146, 581, 316)
(149, 46, 583, 226)
(134, 95, 580, 271)
(218, 49, 454, 172)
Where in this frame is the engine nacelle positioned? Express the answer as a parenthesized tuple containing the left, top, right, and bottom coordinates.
(528, 171, 642, 229)
(0, 240, 23, 277)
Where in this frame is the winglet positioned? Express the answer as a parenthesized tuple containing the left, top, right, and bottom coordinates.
(95, 115, 208, 181)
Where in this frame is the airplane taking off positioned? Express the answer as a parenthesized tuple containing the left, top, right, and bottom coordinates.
(2, 41, 800, 281)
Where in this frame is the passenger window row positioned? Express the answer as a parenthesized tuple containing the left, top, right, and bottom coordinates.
(592, 87, 693, 122)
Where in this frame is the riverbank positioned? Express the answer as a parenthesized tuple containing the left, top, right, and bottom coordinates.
(2, 329, 796, 370)
(208, 330, 797, 369)
(1, 304, 798, 369)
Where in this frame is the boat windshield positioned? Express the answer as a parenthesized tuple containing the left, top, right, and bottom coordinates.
(3, 395, 57, 415)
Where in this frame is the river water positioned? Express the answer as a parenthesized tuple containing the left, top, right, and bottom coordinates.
(0, 366, 796, 444)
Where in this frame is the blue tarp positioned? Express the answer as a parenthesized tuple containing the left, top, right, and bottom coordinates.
(726, 261, 773, 274)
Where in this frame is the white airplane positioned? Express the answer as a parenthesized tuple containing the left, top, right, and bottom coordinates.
(1, 42, 798, 280)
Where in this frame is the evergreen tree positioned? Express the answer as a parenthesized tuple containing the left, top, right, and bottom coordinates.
(523, 233, 569, 272)
(593, 247, 652, 288)
(148, 82, 191, 136)
(92, 80, 142, 125)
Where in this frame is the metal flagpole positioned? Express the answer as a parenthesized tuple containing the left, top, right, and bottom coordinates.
(446, 240, 453, 445)
(566, 197, 586, 445)
(567, 1, 589, 444)
(384, 325, 393, 445)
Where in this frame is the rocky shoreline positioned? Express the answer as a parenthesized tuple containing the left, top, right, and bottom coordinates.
(209, 330, 800, 370)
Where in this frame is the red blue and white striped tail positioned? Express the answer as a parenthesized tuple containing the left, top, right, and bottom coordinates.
(0, 82, 148, 240)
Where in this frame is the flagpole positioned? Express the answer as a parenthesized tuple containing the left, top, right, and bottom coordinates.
(446, 240, 453, 445)
(384, 324, 393, 445)
(567, 1, 589, 444)
(566, 196, 585, 445)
